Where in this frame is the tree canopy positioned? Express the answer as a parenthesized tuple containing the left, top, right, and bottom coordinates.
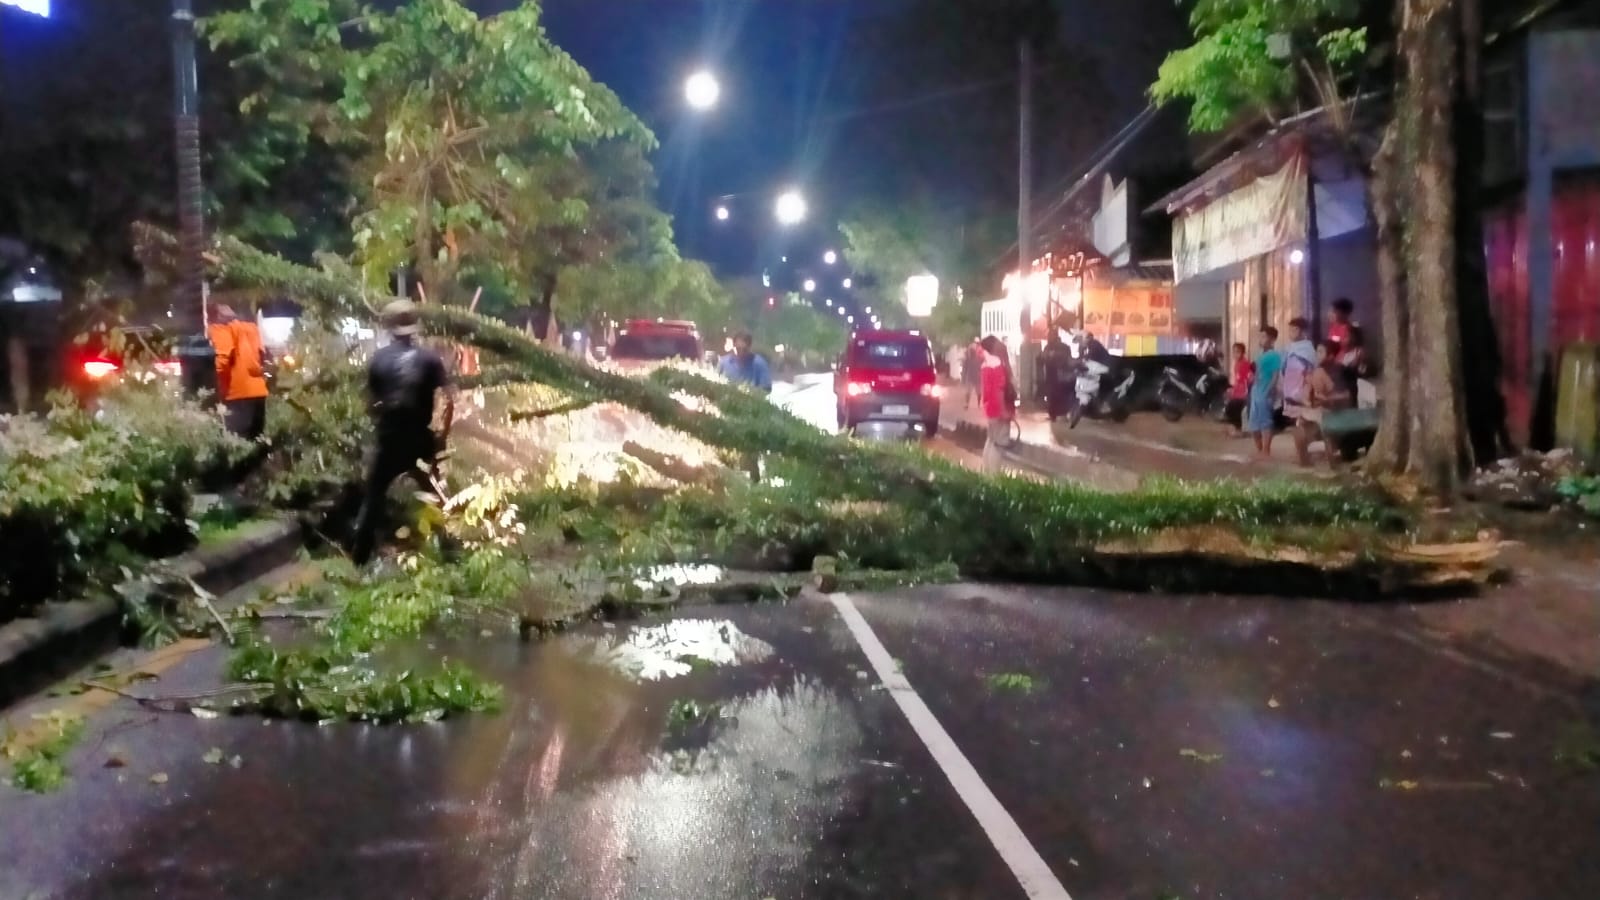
(838, 196, 1010, 347)
(206, 0, 649, 298)
(1151, 0, 1375, 133)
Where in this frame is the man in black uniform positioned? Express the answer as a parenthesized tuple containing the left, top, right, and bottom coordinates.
(351, 299, 455, 565)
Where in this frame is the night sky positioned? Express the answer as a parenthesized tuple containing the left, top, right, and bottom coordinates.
(2, 0, 1190, 282)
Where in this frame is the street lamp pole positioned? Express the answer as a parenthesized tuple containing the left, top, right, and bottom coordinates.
(170, 0, 213, 394)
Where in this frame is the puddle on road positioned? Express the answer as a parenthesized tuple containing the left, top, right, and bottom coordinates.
(569, 618, 775, 682)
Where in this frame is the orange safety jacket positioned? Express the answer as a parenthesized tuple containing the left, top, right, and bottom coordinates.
(208, 318, 270, 401)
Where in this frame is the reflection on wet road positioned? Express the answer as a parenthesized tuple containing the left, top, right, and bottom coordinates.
(0, 601, 1018, 900)
(2, 587, 1596, 900)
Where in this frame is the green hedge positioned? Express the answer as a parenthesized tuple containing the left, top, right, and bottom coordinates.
(0, 392, 247, 623)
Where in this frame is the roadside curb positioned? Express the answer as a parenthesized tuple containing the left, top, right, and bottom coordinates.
(0, 517, 304, 709)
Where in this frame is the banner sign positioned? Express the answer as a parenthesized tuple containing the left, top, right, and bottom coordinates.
(1173, 153, 1306, 283)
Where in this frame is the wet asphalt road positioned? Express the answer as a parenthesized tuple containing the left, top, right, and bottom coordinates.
(3, 585, 1597, 900)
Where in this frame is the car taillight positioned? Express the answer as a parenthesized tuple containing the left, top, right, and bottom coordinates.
(920, 383, 943, 398)
(82, 359, 120, 380)
(845, 381, 872, 397)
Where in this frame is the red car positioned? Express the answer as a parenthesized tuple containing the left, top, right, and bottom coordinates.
(65, 325, 183, 405)
(609, 319, 703, 367)
(834, 329, 941, 436)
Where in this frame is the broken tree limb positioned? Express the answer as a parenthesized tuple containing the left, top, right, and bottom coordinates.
(622, 440, 721, 486)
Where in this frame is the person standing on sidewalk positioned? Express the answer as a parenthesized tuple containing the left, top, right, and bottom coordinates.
(352, 300, 456, 566)
(1224, 342, 1254, 437)
(1247, 326, 1284, 459)
(979, 336, 1013, 473)
(207, 303, 270, 440)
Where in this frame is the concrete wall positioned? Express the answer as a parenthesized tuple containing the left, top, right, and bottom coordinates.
(1175, 281, 1225, 322)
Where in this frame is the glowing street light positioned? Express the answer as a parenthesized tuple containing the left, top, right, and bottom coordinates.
(685, 70, 721, 110)
(864, 306, 873, 314)
(825, 298, 833, 307)
(836, 306, 846, 315)
(774, 189, 807, 226)
(842, 277, 852, 289)
(904, 273, 939, 318)
(803, 278, 817, 292)
(715, 205, 730, 222)
(847, 315, 855, 324)
(823, 250, 838, 265)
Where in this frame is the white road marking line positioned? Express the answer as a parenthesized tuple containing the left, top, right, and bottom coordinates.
(828, 592, 1074, 900)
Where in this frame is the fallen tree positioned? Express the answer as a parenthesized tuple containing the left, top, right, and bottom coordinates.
(129, 225, 1503, 597)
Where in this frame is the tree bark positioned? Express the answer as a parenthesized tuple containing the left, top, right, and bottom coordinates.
(529, 272, 558, 341)
(1368, 0, 1486, 498)
(1400, 0, 1473, 496)
(1369, 123, 1410, 472)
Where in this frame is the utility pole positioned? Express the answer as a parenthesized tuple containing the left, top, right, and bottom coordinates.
(1017, 38, 1034, 288)
(1016, 37, 1035, 402)
(170, 0, 214, 396)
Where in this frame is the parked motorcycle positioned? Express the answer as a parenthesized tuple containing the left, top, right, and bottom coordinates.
(1156, 363, 1228, 422)
(1067, 359, 1135, 429)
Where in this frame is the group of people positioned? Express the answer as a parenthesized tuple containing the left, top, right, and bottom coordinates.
(1224, 298, 1371, 466)
(205, 298, 457, 567)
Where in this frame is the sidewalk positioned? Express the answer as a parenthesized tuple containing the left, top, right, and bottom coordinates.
(939, 400, 1322, 487)
(941, 398, 1600, 683)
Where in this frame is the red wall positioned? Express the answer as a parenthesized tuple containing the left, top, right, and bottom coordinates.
(1485, 176, 1600, 446)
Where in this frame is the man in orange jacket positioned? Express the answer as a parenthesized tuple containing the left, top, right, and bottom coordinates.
(207, 304, 270, 439)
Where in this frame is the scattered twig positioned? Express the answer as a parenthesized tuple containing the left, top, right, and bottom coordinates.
(82, 680, 267, 713)
(184, 577, 235, 646)
(250, 608, 335, 621)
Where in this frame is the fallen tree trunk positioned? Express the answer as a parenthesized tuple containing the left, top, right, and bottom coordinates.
(129, 224, 1504, 598)
(621, 440, 723, 487)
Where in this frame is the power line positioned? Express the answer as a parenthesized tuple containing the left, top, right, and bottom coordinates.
(816, 63, 1066, 125)
(992, 103, 1162, 267)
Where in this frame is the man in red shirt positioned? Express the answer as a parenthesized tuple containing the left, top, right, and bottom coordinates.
(978, 336, 1012, 473)
(1327, 297, 1356, 351)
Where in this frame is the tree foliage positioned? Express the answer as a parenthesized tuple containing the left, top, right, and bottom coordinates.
(1151, 0, 1373, 132)
(839, 197, 1009, 347)
(205, 0, 652, 303)
(750, 296, 850, 368)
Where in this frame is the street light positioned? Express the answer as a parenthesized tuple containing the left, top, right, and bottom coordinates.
(803, 278, 816, 293)
(685, 70, 721, 111)
(715, 205, 730, 222)
(775, 189, 807, 226)
(823, 250, 838, 265)
(842, 277, 852, 289)
(825, 298, 833, 307)
(904, 273, 939, 318)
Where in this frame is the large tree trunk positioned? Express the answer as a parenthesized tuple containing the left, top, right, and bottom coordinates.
(1403, 0, 1474, 495)
(1369, 0, 1477, 497)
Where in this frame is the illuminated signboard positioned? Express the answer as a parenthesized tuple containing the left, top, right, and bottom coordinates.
(1, 0, 51, 16)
